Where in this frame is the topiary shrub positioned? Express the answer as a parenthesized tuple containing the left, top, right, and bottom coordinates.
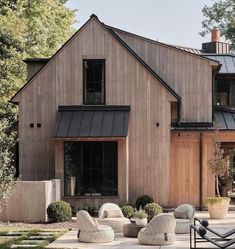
(135, 195, 154, 210)
(144, 202, 162, 221)
(121, 205, 135, 219)
(47, 201, 72, 222)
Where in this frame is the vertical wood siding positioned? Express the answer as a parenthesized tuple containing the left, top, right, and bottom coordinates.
(17, 19, 176, 205)
(112, 30, 214, 123)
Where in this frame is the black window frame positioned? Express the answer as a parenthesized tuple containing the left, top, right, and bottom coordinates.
(63, 141, 118, 197)
(83, 59, 105, 105)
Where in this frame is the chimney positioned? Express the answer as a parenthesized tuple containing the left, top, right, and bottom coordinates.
(202, 29, 229, 54)
(211, 29, 220, 42)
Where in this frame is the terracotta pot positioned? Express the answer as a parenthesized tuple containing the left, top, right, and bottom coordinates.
(135, 217, 147, 226)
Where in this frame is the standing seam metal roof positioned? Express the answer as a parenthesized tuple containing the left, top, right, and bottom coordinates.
(203, 54, 235, 74)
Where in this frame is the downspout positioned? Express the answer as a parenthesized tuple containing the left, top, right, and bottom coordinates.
(212, 63, 222, 122)
(177, 100, 181, 126)
(199, 132, 203, 211)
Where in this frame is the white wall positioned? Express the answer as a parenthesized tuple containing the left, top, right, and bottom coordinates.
(0, 179, 61, 222)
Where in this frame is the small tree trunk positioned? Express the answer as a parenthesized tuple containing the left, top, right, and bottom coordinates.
(216, 175, 220, 197)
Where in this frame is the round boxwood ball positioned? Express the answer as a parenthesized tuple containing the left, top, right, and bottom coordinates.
(47, 201, 72, 222)
(121, 206, 135, 219)
(135, 195, 154, 210)
(144, 202, 162, 221)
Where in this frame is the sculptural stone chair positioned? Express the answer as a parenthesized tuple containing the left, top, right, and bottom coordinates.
(77, 210, 114, 243)
(174, 204, 195, 234)
(98, 203, 131, 233)
(138, 213, 176, 246)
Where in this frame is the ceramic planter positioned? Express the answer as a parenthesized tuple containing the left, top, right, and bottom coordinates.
(135, 217, 147, 226)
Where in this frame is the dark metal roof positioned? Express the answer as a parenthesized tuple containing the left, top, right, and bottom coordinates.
(54, 105, 130, 138)
(214, 107, 235, 130)
(203, 54, 235, 74)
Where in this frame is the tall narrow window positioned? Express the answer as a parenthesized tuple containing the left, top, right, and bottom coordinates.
(83, 59, 105, 104)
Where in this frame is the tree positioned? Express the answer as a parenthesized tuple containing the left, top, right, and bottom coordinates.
(0, 119, 17, 210)
(0, 0, 77, 206)
(200, 0, 235, 51)
(0, 0, 77, 122)
(208, 138, 228, 197)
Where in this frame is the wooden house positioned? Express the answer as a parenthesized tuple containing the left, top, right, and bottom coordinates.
(10, 15, 235, 208)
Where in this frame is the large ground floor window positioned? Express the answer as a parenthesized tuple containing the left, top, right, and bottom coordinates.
(64, 141, 118, 196)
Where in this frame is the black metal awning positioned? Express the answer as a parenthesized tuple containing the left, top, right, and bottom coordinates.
(214, 107, 235, 130)
(54, 105, 130, 138)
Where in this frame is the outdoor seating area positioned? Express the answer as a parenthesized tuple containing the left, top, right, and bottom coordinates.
(47, 210, 235, 249)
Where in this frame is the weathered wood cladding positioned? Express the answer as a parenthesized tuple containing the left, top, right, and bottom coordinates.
(26, 62, 47, 80)
(17, 18, 176, 205)
(112, 29, 215, 123)
(170, 131, 235, 207)
(54, 138, 127, 204)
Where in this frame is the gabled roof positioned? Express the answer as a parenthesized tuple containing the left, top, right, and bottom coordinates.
(107, 25, 219, 64)
(10, 14, 180, 104)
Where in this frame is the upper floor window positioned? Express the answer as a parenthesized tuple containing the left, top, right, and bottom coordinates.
(83, 59, 105, 105)
(215, 79, 235, 106)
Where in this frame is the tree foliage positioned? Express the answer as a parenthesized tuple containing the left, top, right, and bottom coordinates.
(200, 0, 235, 51)
(0, 0, 77, 207)
(0, 0, 77, 121)
(0, 120, 17, 210)
(208, 137, 228, 197)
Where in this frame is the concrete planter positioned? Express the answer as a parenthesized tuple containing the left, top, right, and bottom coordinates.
(206, 197, 230, 219)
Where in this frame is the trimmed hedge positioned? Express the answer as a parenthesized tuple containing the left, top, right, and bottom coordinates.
(47, 201, 72, 222)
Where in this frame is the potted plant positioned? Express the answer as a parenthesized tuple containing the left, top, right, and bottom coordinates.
(206, 138, 230, 218)
(133, 209, 148, 226)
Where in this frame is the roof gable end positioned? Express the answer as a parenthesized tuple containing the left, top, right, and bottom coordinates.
(10, 14, 180, 103)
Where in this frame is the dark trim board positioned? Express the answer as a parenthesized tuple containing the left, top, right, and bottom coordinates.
(58, 105, 130, 111)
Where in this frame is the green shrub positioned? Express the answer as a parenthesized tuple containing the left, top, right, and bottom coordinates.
(47, 201, 72, 222)
(133, 209, 148, 219)
(79, 205, 96, 217)
(144, 202, 162, 221)
(135, 195, 153, 210)
(121, 206, 135, 219)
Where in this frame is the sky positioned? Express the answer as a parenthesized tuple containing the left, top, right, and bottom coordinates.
(66, 0, 214, 49)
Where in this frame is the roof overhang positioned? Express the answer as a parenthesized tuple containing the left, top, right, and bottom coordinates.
(54, 105, 130, 138)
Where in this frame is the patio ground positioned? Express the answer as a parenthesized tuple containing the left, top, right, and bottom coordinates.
(47, 211, 235, 249)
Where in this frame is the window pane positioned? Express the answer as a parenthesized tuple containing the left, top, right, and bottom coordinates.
(84, 59, 105, 105)
(64, 141, 118, 196)
(216, 80, 229, 106)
